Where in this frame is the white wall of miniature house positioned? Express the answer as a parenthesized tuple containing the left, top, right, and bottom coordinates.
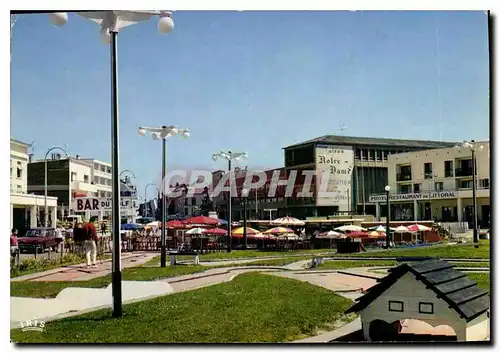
(360, 272, 467, 340)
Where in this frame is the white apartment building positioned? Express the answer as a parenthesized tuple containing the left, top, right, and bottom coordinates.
(370, 141, 490, 228)
(11, 139, 58, 232)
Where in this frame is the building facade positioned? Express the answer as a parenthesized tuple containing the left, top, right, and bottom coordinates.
(370, 142, 490, 228)
(283, 135, 456, 219)
(11, 139, 58, 233)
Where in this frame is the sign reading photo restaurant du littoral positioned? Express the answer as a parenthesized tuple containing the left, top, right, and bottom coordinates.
(369, 191, 458, 203)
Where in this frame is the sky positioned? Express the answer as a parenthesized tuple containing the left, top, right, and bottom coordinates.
(10, 11, 490, 195)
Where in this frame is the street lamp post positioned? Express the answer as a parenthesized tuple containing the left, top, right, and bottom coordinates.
(456, 140, 484, 246)
(138, 125, 190, 267)
(242, 188, 249, 249)
(385, 185, 391, 249)
(48, 10, 175, 318)
(212, 150, 248, 253)
(44, 146, 69, 228)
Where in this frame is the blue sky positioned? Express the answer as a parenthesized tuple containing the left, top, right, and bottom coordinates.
(11, 11, 489, 194)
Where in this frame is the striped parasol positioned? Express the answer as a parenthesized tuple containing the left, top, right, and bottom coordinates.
(263, 227, 295, 235)
(231, 227, 261, 239)
(270, 216, 305, 226)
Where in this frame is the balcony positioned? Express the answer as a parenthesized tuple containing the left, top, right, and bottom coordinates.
(396, 173, 412, 182)
(444, 170, 454, 178)
(455, 168, 474, 178)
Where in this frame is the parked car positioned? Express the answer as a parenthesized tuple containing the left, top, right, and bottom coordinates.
(18, 227, 58, 253)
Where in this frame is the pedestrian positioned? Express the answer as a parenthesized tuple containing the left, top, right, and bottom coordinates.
(73, 222, 85, 255)
(83, 220, 98, 268)
(10, 229, 19, 261)
(101, 221, 107, 236)
(55, 226, 65, 252)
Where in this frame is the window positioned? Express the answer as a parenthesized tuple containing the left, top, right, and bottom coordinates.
(184, 207, 188, 215)
(355, 149, 361, 160)
(16, 168, 22, 179)
(375, 149, 383, 161)
(399, 184, 411, 194)
(413, 184, 421, 193)
(480, 178, 490, 189)
(424, 163, 433, 179)
(84, 174, 89, 183)
(71, 172, 77, 182)
(435, 182, 444, 192)
(107, 166, 112, 174)
(459, 180, 473, 189)
(388, 301, 404, 312)
(192, 197, 196, 206)
(419, 302, 434, 314)
(444, 160, 453, 177)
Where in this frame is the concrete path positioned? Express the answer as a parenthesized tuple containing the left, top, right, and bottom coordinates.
(11, 252, 159, 283)
(294, 317, 361, 343)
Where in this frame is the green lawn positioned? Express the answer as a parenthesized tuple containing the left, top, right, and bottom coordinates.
(145, 249, 334, 265)
(214, 256, 313, 268)
(11, 265, 208, 298)
(10, 254, 112, 278)
(467, 273, 490, 293)
(346, 241, 490, 259)
(11, 273, 356, 343)
(450, 262, 490, 268)
(316, 259, 398, 270)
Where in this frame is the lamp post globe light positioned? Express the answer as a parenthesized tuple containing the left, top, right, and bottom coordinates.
(44, 146, 69, 228)
(455, 140, 484, 246)
(48, 10, 175, 318)
(138, 125, 190, 267)
(212, 150, 248, 252)
(385, 185, 391, 249)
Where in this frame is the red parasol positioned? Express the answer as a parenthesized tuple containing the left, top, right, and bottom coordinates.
(166, 220, 186, 229)
(183, 216, 220, 227)
(346, 231, 369, 238)
(203, 228, 227, 236)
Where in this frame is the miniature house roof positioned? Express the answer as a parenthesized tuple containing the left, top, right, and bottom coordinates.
(345, 260, 489, 322)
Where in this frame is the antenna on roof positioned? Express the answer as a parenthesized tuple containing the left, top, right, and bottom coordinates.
(339, 124, 347, 135)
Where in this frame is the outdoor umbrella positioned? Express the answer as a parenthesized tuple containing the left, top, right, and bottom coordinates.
(166, 220, 186, 229)
(263, 227, 295, 235)
(203, 228, 228, 236)
(334, 225, 367, 232)
(317, 230, 343, 239)
(232, 226, 261, 239)
(270, 216, 305, 226)
(186, 227, 206, 236)
(121, 223, 140, 231)
(368, 225, 394, 233)
(346, 231, 369, 238)
(277, 233, 299, 240)
(392, 225, 413, 244)
(146, 221, 160, 228)
(407, 224, 432, 243)
(184, 216, 220, 227)
(368, 231, 386, 238)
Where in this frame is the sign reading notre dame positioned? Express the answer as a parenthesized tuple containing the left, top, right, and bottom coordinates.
(315, 145, 354, 210)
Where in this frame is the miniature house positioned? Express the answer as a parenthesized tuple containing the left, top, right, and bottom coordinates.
(345, 260, 490, 342)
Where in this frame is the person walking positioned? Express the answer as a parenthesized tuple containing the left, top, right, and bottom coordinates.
(83, 220, 98, 268)
(55, 226, 65, 253)
(101, 221, 107, 236)
(10, 229, 19, 262)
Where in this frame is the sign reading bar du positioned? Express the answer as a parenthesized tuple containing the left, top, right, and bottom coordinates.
(369, 191, 457, 203)
(73, 197, 138, 212)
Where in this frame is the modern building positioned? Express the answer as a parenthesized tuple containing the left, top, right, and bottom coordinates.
(10, 139, 58, 233)
(28, 155, 137, 221)
(282, 135, 456, 219)
(369, 142, 490, 228)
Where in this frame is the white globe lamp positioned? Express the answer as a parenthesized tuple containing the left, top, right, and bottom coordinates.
(49, 12, 68, 27)
(158, 15, 174, 34)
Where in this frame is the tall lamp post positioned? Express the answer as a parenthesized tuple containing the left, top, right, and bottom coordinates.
(455, 140, 484, 246)
(138, 125, 190, 267)
(385, 185, 391, 249)
(44, 146, 69, 227)
(47, 10, 175, 318)
(144, 183, 158, 217)
(242, 188, 249, 249)
(212, 150, 248, 252)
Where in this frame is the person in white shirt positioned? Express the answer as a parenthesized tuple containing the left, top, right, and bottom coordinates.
(55, 227, 65, 252)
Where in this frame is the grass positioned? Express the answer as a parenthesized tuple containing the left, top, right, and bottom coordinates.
(344, 240, 490, 259)
(10, 253, 112, 278)
(214, 256, 313, 268)
(467, 273, 490, 293)
(10, 265, 208, 299)
(449, 262, 490, 268)
(145, 248, 335, 265)
(316, 259, 398, 270)
(11, 273, 356, 343)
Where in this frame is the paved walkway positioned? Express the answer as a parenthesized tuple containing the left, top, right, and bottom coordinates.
(11, 252, 159, 283)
